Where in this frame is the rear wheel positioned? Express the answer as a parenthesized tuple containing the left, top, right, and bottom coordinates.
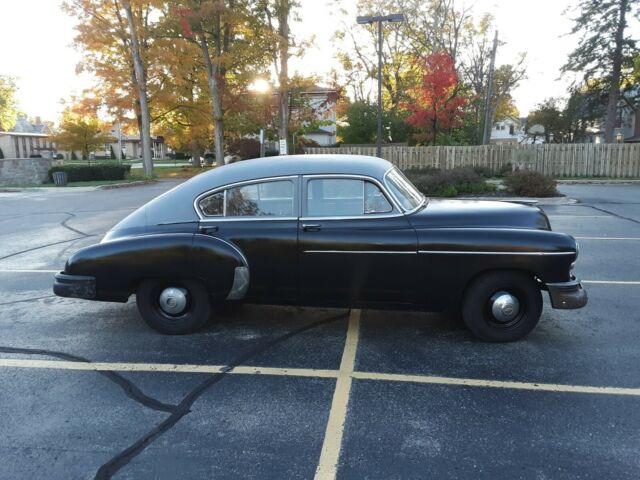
(462, 271, 542, 342)
(136, 278, 211, 335)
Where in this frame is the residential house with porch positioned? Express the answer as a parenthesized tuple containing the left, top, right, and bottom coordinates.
(0, 115, 54, 158)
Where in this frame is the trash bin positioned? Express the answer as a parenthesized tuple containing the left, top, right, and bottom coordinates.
(52, 171, 68, 187)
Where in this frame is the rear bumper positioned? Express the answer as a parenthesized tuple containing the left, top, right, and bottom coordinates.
(546, 277, 588, 309)
(53, 272, 96, 299)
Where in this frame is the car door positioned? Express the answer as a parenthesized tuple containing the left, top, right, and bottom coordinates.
(196, 176, 299, 304)
(298, 175, 418, 308)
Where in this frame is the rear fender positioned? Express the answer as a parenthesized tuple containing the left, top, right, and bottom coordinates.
(64, 233, 247, 301)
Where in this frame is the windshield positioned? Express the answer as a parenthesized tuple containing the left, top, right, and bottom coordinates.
(384, 168, 426, 212)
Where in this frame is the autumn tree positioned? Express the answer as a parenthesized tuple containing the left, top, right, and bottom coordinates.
(459, 15, 526, 144)
(175, 1, 274, 165)
(53, 107, 114, 160)
(404, 52, 467, 145)
(333, 0, 418, 112)
(562, 0, 640, 143)
(526, 98, 569, 143)
(153, 37, 212, 164)
(0, 76, 19, 131)
(123, 0, 153, 174)
(63, 0, 166, 174)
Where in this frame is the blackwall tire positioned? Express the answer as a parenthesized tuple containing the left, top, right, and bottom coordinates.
(462, 271, 542, 342)
(136, 279, 211, 335)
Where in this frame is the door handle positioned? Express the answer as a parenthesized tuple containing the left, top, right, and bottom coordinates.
(198, 225, 218, 234)
(302, 223, 321, 232)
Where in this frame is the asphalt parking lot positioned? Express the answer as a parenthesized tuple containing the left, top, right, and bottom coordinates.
(1, 181, 639, 479)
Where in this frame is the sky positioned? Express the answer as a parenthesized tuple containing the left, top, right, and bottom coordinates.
(0, 0, 597, 123)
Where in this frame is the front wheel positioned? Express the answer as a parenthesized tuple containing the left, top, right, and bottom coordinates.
(462, 271, 542, 342)
(136, 278, 211, 335)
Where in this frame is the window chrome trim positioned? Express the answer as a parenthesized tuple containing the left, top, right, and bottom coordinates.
(304, 250, 416, 254)
(194, 175, 298, 220)
(299, 213, 403, 221)
(383, 167, 427, 214)
(200, 216, 298, 223)
(418, 250, 575, 256)
(301, 173, 402, 219)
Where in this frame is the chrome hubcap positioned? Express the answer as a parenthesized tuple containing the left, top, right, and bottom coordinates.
(490, 291, 520, 323)
(159, 287, 188, 315)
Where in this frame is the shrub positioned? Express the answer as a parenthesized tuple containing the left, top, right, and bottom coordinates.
(471, 166, 493, 178)
(404, 166, 440, 176)
(0, 147, 4, 159)
(47, 164, 132, 183)
(294, 137, 320, 154)
(405, 166, 495, 197)
(228, 138, 261, 159)
(503, 170, 558, 197)
(498, 162, 513, 177)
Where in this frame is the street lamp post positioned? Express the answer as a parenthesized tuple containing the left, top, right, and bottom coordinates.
(357, 13, 404, 158)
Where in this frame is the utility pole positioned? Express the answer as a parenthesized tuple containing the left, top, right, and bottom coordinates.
(357, 13, 405, 158)
(482, 31, 499, 145)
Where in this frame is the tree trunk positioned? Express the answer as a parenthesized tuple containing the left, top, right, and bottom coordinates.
(199, 36, 225, 167)
(604, 0, 628, 143)
(277, 0, 290, 152)
(123, 0, 153, 176)
(191, 138, 201, 168)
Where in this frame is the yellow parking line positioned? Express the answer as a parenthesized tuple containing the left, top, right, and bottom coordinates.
(0, 269, 59, 273)
(352, 372, 640, 396)
(547, 215, 611, 218)
(574, 237, 640, 240)
(0, 358, 338, 378)
(314, 309, 360, 480)
(1, 350, 640, 398)
(583, 280, 640, 285)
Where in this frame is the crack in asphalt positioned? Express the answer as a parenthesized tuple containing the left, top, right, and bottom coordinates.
(0, 346, 179, 414)
(94, 310, 350, 480)
(0, 236, 97, 262)
(0, 212, 98, 263)
(61, 212, 93, 237)
(579, 204, 640, 225)
(0, 295, 57, 306)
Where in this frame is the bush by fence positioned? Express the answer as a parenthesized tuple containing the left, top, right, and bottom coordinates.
(405, 167, 496, 197)
(48, 164, 132, 182)
(306, 144, 640, 178)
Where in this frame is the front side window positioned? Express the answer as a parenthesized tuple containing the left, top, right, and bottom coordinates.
(385, 168, 424, 211)
(306, 178, 392, 217)
(199, 179, 295, 218)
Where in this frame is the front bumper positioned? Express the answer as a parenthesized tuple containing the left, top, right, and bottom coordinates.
(53, 272, 96, 299)
(546, 277, 588, 309)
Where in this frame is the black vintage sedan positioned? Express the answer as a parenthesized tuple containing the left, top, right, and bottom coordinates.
(54, 155, 586, 342)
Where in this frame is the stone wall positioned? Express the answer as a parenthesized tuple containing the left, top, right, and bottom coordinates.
(0, 158, 52, 187)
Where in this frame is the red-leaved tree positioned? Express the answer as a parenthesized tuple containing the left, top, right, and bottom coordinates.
(404, 52, 467, 145)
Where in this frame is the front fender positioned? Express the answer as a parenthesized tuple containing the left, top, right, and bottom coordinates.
(64, 233, 247, 302)
(414, 228, 578, 310)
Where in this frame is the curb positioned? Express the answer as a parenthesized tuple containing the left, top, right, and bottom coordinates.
(557, 179, 640, 185)
(455, 196, 578, 206)
(99, 179, 158, 189)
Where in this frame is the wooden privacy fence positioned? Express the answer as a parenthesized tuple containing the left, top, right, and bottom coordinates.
(305, 144, 640, 178)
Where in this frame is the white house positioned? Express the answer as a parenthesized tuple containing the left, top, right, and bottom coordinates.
(106, 130, 168, 159)
(299, 86, 338, 146)
(490, 117, 524, 145)
(0, 115, 54, 158)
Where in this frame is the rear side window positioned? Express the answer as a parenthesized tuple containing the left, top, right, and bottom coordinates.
(306, 178, 392, 217)
(199, 191, 224, 216)
(198, 179, 295, 217)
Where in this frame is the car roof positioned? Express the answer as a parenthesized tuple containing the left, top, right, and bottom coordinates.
(124, 155, 395, 228)
(184, 154, 393, 193)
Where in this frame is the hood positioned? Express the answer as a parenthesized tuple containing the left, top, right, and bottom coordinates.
(409, 199, 551, 230)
